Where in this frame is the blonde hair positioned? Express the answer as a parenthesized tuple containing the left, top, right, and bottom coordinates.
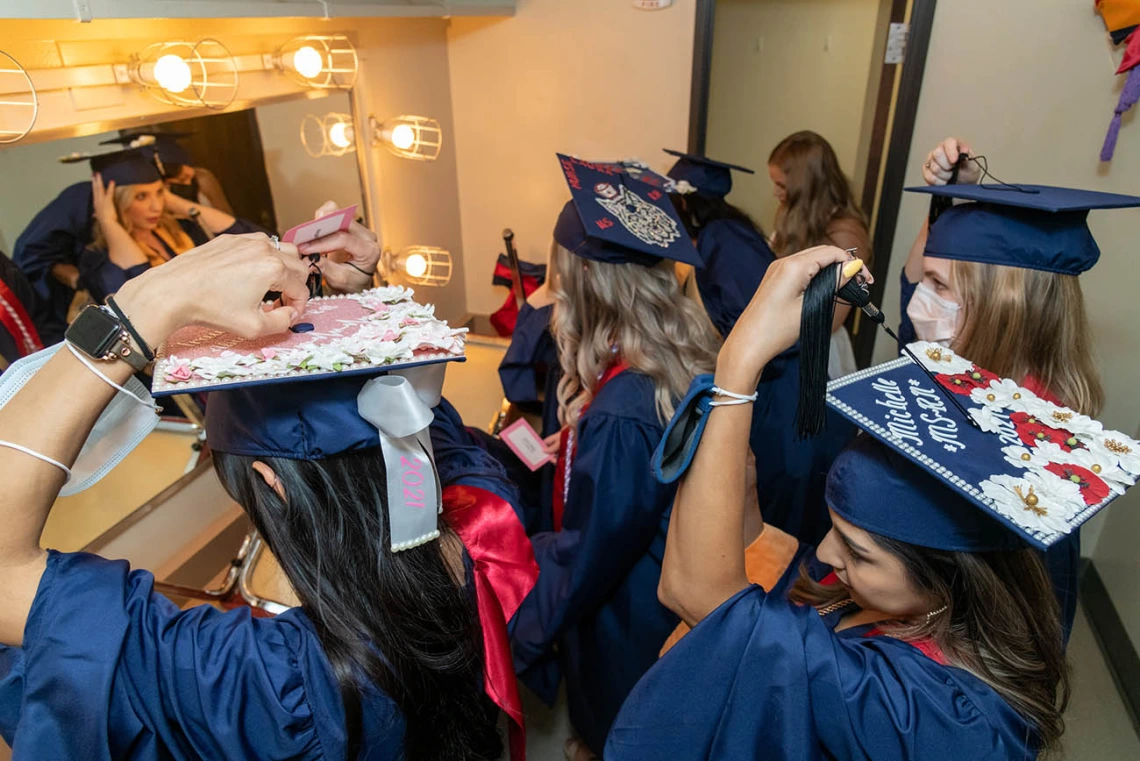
(91, 183, 193, 255)
(550, 242, 719, 428)
(949, 260, 1103, 416)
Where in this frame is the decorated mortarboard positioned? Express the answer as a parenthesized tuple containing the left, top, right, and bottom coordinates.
(664, 148, 755, 199)
(905, 183, 1140, 275)
(59, 148, 163, 186)
(153, 286, 468, 552)
(823, 342, 1139, 550)
(101, 132, 195, 176)
(554, 153, 699, 267)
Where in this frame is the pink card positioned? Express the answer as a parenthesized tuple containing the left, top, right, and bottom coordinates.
(500, 418, 555, 471)
(282, 204, 358, 245)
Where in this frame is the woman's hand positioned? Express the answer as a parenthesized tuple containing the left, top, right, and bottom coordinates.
(91, 173, 119, 226)
(161, 188, 194, 218)
(922, 137, 981, 186)
(114, 233, 310, 348)
(300, 201, 381, 294)
(718, 246, 868, 390)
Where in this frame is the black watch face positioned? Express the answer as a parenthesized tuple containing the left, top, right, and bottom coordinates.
(65, 306, 122, 357)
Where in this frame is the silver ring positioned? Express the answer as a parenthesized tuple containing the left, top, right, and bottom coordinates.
(270, 235, 281, 251)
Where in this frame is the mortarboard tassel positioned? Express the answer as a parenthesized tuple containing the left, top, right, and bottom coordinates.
(795, 262, 840, 439)
(1101, 61, 1140, 161)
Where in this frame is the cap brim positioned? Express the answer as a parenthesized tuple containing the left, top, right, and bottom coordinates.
(663, 147, 756, 175)
(905, 183, 1140, 212)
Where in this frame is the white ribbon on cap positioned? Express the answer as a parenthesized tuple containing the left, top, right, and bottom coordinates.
(357, 363, 448, 552)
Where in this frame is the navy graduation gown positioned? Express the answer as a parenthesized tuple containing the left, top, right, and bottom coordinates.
(692, 218, 775, 337)
(79, 217, 262, 303)
(12, 182, 93, 336)
(0, 551, 404, 760)
(498, 302, 561, 439)
(606, 545, 1037, 761)
(509, 371, 679, 755)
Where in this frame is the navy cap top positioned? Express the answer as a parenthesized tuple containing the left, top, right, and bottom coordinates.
(555, 154, 700, 266)
(87, 148, 163, 186)
(906, 183, 1140, 275)
(664, 148, 755, 199)
(101, 132, 195, 176)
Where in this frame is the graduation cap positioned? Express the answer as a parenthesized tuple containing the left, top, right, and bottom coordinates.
(663, 148, 755, 199)
(101, 132, 195, 177)
(70, 148, 164, 186)
(554, 153, 700, 266)
(905, 183, 1140, 275)
(823, 343, 1140, 550)
(152, 286, 467, 551)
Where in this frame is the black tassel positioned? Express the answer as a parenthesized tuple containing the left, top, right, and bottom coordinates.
(795, 262, 840, 440)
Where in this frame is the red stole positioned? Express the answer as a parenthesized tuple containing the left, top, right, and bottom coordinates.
(550, 361, 629, 532)
(442, 484, 539, 761)
(0, 278, 43, 359)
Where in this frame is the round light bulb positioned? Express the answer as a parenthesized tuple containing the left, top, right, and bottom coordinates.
(328, 122, 353, 149)
(390, 123, 416, 151)
(292, 46, 324, 79)
(404, 253, 428, 278)
(154, 54, 192, 94)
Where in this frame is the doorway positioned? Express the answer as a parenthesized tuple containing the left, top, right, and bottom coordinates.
(688, 0, 937, 367)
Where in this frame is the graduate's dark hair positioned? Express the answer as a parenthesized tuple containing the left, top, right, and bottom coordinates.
(214, 447, 502, 761)
(790, 540, 1070, 755)
(668, 192, 765, 241)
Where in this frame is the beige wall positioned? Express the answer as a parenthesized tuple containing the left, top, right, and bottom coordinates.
(446, 0, 697, 316)
(255, 92, 366, 234)
(869, 0, 1140, 643)
(705, 0, 882, 231)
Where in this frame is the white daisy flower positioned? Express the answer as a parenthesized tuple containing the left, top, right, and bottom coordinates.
(980, 471, 1083, 537)
(1085, 431, 1140, 477)
(1034, 440, 1135, 495)
(1017, 398, 1103, 438)
(907, 341, 974, 375)
(1002, 444, 1038, 470)
(969, 378, 1039, 413)
(970, 405, 1006, 434)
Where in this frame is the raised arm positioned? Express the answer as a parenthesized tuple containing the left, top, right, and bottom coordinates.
(92, 174, 149, 270)
(659, 246, 865, 627)
(163, 187, 239, 235)
(0, 233, 309, 646)
(906, 137, 980, 284)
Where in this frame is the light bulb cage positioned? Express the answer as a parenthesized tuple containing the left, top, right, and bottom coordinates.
(129, 39, 238, 110)
(383, 246, 453, 287)
(0, 49, 37, 144)
(275, 35, 358, 90)
(371, 115, 443, 162)
(300, 112, 357, 158)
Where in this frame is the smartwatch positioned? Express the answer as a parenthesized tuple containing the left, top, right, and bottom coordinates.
(65, 305, 150, 372)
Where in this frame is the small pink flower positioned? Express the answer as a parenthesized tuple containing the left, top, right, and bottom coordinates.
(167, 363, 193, 382)
(260, 348, 277, 360)
(400, 318, 420, 328)
(382, 330, 399, 342)
(374, 303, 390, 314)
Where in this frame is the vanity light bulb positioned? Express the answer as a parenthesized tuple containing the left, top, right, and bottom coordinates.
(390, 123, 416, 151)
(154, 54, 192, 94)
(292, 46, 324, 79)
(404, 253, 428, 278)
(328, 122, 353, 149)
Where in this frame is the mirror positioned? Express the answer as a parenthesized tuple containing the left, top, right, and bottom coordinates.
(0, 91, 367, 553)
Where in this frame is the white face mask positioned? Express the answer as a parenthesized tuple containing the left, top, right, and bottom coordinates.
(0, 343, 159, 495)
(907, 281, 961, 346)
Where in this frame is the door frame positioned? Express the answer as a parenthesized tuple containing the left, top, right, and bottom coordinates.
(686, 0, 939, 366)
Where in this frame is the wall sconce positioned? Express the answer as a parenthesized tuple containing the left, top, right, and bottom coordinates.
(273, 35, 358, 90)
(369, 115, 443, 161)
(301, 112, 356, 158)
(383, 246, 452, 287)
(129, 39, 238, 110)
(0, 50, 37, 144)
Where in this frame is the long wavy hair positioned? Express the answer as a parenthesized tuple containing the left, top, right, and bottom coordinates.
(214, 448, 502, 761)
(790, 536, 1070, 755)
(768, 131, 867, 255)
(949, 260, 1103, 416)
(549, 242, 718, 427)
(90, 182, 193, 254)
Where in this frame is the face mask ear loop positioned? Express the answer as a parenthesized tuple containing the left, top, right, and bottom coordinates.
(65, 342, 162, 414)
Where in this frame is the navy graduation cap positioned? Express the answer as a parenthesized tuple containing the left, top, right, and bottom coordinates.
(555, 153, 700, 267)
(906, 183, 1140, 275)
(82, 148, 164, 186)
(101, 132, 195, 177)
(664, 148, 755, 199)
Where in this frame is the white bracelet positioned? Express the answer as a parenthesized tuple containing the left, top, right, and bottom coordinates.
(709, 385, 758, 407)
(0, 440, 71, 482)
(66, 342, 161, 412)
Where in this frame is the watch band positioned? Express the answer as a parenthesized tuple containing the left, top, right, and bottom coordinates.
(104, 327, 150, 372)
(105, 295, 155, 362)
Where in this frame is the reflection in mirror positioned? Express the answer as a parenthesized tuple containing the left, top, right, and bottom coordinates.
(0, 91, 366, 554)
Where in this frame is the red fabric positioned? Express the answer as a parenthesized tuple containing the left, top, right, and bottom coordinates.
(864, 627, 949, 665)
(442, 484, 539, 761)
(1020, 375, 1062, 405)
(551, 361, 630, 531)
(1120, 28, 1140, 74)
(1044, 462, 1111, 505)
(1009, 411, 1081, 452)
(489, 262, 543, 337)
(935, 365, 999, 397)
(0, 278, 44, 358)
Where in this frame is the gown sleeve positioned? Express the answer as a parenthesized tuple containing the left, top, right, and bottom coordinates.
(0, 551, 358, 761)
(897, 267, 918, 351)
(431, 396, 523, 508)
(509, 411, 667, 672)
(693, 221, 774, 337)
(77, 246, 150, 302)
(604, 585, 1035, 761)
(498, 303, 555, 407)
